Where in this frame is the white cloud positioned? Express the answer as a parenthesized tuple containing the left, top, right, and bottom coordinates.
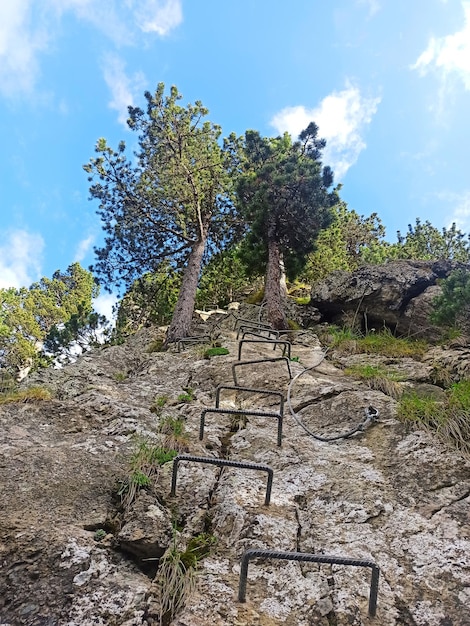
(270, 83, 380, 181)
(93, 292, 119, 321)
(73, 235, 95, 263)
(102, 54, 146, 126)
(0, 230, 44, 289)
(0, 0, 182, 97)
(0, 1, 49, 96)
(412, 2, 470, 90)
(131, 0, 183, 35)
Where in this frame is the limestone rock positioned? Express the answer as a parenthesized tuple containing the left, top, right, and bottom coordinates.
(310, 259, 463, 338)
(0, 319, 469, 625)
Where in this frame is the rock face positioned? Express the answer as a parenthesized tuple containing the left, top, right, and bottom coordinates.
(0, 314, 469, 625)
(310, 260, 464, 338)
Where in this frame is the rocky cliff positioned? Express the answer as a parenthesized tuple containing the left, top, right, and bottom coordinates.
(0, 310, 469, 625)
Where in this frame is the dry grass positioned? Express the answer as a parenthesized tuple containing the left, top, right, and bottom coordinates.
(0, 386, 52, 404)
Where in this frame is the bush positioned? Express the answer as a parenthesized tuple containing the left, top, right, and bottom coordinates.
(431, 269, 470, 329)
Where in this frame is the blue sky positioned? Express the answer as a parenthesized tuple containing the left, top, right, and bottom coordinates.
(1, 0, 470, 317)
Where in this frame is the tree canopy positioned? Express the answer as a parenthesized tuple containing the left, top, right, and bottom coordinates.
(84, 83, 239, 345)
(304, 202, 386, 281)
(0, 263, 99, 375)
(236, 123, 338, 328)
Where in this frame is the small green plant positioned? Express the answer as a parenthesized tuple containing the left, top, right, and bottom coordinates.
(290, 355, 300, 362)
(113, 371, 128, 382)
(295, 296, 311, 305)
(94, 529, 107, 542)
(177, 387, 194, 403)
(150, 394, 169, 414)
(157, 415, 189, 454)
(159, 415, 185, 438)
(118, 437, 178, 508)
(153, 532, 216, 624)
(179, 532, 217, 568)
(203, 346, 229, 358)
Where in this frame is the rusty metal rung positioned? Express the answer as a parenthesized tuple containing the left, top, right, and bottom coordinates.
(215, 385, 284, 416)
(238, 549, 380, 617)
(232, 357, 293, 386)
(170, 454, 273, 505)
(199, 407, 283, 446)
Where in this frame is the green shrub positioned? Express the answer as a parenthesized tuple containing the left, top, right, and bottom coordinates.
(431, 269, 470, 328)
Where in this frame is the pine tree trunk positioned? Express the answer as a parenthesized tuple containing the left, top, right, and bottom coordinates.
(265, 239, 288, 330)
(164, 237, 206, 346)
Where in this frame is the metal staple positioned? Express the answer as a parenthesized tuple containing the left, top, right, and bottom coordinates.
(176, 335, 211, 352)
(233, 317, 272, 332)
(232, 357, 293, 386)
(199, 407, 283, 446)
(238, 339, 291, 360)
(170, 454, 273, 505)
(237, 327, 278, 341)
(214, 385, 284, 416)
(238, 549, 380, 617)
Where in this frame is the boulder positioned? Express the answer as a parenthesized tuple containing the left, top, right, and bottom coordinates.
(310, 259, 464, 338)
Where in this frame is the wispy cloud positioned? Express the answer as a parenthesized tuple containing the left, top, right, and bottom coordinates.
(412, 2, 470, 90)
(102, 54, 146, 126)
(271, 83, 380, 181)
(132, 0, 183, 35)
(357, 0, 381, 17)
(0, 1, 49, 97)
(0, 229, 44, 289)
(73, 234, 95, 263)
(437, 190, 470, 233)
(0, 0, 182, 98)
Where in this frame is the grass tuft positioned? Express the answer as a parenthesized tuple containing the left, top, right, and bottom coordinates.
(397, 380, 470, 459)
(0, 386, 52, 404)
(344, 364, 404, 399)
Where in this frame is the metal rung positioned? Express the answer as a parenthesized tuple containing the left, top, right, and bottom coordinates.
(238, 549, 380, 617)
(170, 454, 273, 506)
(199, 407, 283, 446)
(233, 317, 272, 332)
(238, 339, 291, 360)
(215, 385, 284, 416)
(232, 357, 293, 386)
(236, 325, 278, 340)
(176, 335, 211, 352)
